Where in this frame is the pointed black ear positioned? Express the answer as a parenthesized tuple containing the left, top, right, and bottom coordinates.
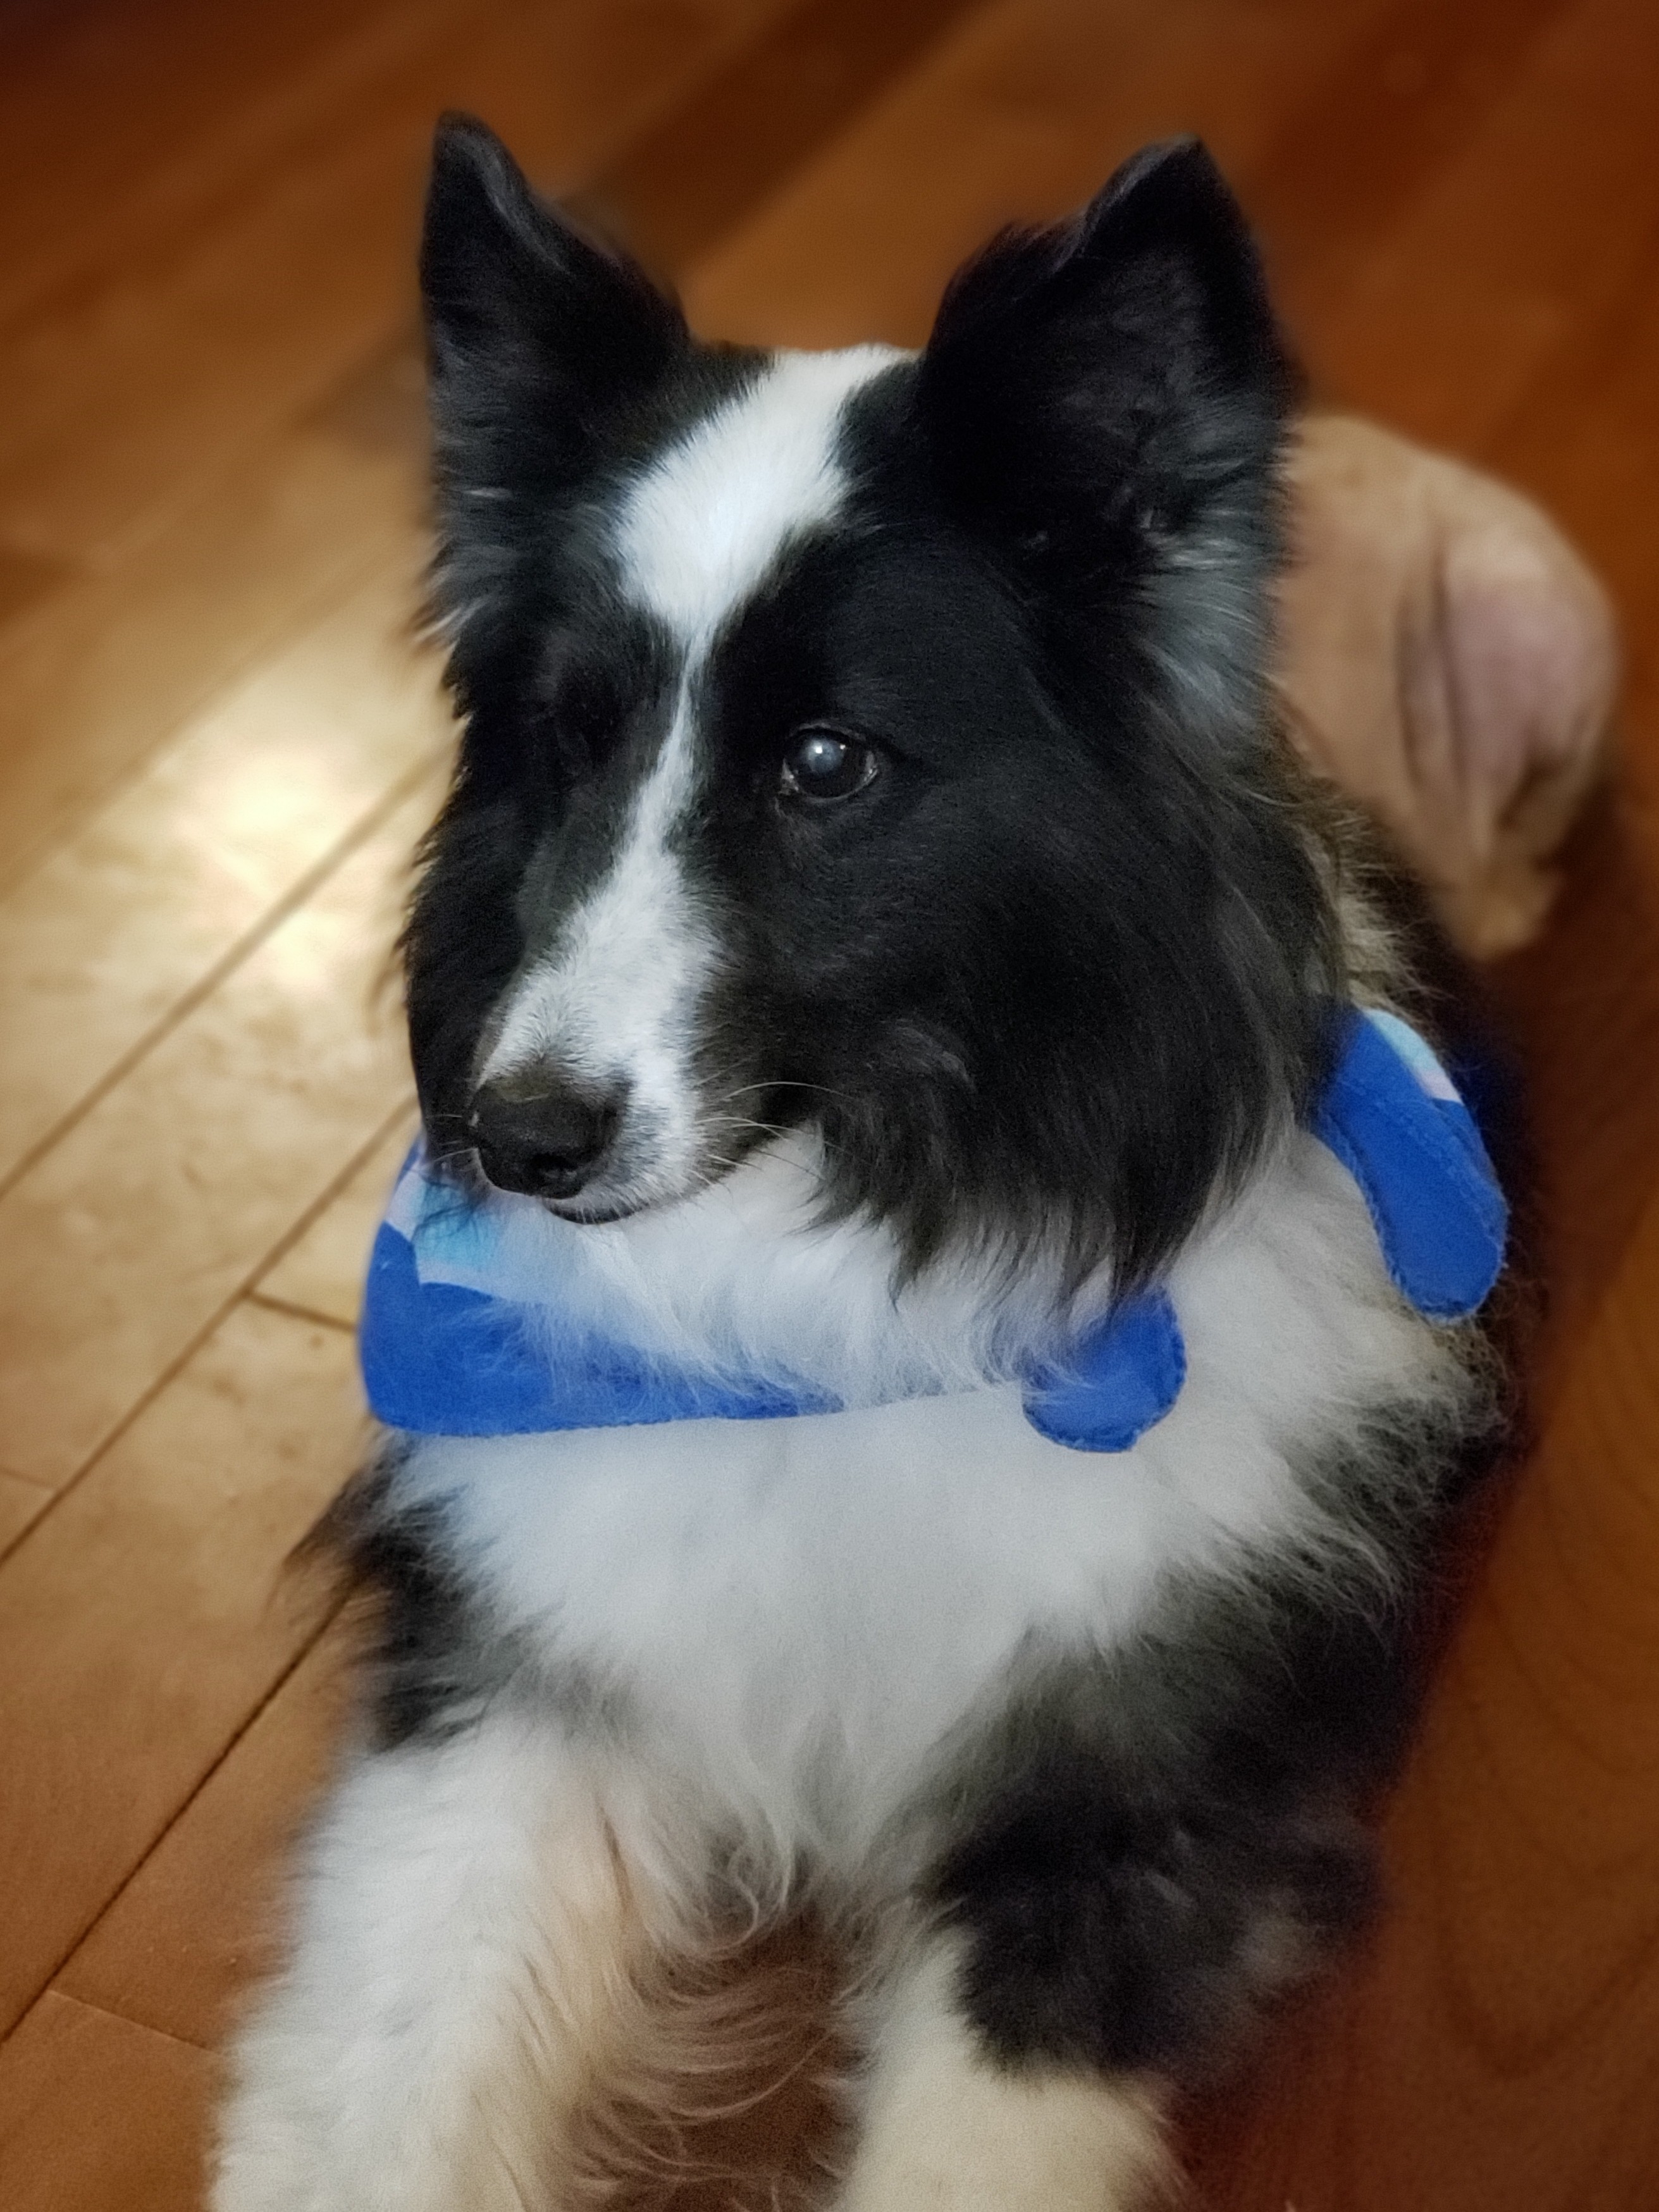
(420, 116, 687, 616)
(921, 137, 1292, 516)
(920, 140, 1296, 734)
(421, 115, 684, 412)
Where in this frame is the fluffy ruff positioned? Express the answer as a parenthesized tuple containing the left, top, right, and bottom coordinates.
(214, 122, 1512, 2211)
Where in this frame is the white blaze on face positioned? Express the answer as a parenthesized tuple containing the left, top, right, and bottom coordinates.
(481, 696, 715, 1198)
(617, 345, 900, 646)
(482, 346, 903, 1204)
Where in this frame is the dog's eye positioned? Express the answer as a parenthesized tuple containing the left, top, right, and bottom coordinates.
(779, 728, 878, 804)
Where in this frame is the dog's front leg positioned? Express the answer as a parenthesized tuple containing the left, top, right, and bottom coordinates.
(213, 1707, 662, 2212)
(838, 1941, 1172, 2212)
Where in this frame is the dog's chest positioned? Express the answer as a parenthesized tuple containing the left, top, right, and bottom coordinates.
(390, 1139, 1451, 1867)
(398, 1384, 1237, 1865)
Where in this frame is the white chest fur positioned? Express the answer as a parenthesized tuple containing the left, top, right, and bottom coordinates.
(390, 1133, 1462, 1885)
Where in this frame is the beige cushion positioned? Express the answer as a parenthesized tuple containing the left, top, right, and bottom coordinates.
(1276, 414, 1619, 957)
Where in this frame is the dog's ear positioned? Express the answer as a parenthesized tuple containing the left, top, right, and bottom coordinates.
(919, 139, 1295, 731)
(920, 137, 1291, 522)
(421, 114, 686, 534)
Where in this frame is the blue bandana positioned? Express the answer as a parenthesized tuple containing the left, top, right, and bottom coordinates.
(359, 1006, 1505, 1454)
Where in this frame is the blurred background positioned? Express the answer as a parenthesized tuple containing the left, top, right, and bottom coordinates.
(1, 1, 1657, 2206)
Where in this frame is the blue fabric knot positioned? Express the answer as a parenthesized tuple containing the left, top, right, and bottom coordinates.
(359, 1006, 1505, 1453)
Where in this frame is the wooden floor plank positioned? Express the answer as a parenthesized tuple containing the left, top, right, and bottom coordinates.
(0, 0, 787, 320)
(0, 776, 436, 1490)
(55, 1619, 358, 2051)
(1489, 803, 1659, 1359)
(0, 1993, 211, 2212)
(0, 1468, 52, 1553)
(0, 0, 789, 567)
(0, 0, 459, 328)
(0, 1, 797, 891)
(0, 564, 445, 1191)
(680, 0, 1391, 349)
(0, 1300, 364, 2037)
(572, 0, 990, 275)
(0, 427, 422, 895)
(1240, 0, 1574, 357)
(1192, 1180, 1659, 2209)
(0, 541, 73, 629)
(1298, 0, 1659, 452)
(1490, 266, 1659, 688)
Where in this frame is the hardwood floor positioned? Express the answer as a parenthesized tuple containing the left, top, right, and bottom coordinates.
(1, 1, 1655, 2204)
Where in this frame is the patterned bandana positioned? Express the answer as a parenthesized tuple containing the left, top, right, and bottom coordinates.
(360, 1006, 1506, 1454)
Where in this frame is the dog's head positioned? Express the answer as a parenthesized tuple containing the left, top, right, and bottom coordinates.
(407, 117, 1336, 1288)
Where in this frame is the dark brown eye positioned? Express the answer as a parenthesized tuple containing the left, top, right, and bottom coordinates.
(779, 727, 879, 803)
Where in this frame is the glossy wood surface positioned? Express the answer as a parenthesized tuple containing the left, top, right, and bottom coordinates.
(0, 2, 1655, 2205)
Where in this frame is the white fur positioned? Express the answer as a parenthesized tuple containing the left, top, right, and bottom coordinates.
(841, 1939, 1171, 2212)
(481, 679, 720, 1210)
(214, 1715, 660, 2212)
(390, 1132, 1465, 1894)
(616, 345, 902, 649)
(481, 347, 901, 1208)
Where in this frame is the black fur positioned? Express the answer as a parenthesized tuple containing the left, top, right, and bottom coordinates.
(319, 1452, 643, 1751)
(314, 1448, 499, 1746)
(924, 1394, 1493, 2079)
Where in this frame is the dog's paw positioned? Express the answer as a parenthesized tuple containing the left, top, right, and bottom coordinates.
(839, 2060, 1171, 2212)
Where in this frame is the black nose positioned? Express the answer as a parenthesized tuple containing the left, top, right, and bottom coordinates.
(467, 1071, 624, 1199)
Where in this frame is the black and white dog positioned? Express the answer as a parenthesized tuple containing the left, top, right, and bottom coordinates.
(215, 118, 1508, 2211)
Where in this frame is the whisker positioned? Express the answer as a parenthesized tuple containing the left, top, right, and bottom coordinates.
(718, 1078, 860, 1111)
(703, 1112, 849, 1168)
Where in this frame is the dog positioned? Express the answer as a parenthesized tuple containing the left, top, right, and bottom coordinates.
(213, 117, 1511, 2211)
